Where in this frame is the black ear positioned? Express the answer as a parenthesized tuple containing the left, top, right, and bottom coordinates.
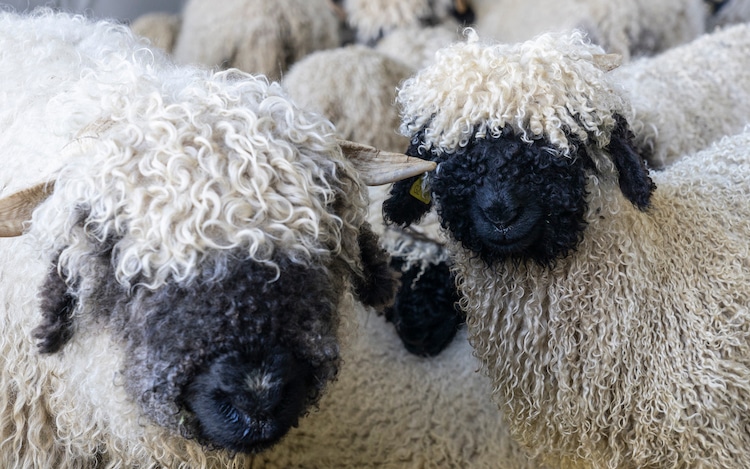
(382, 175, 433, 227)
(607, 114, 656, 210)
(33, 256, 77, 354)
(383, 134, 436, 226)
(352, 222, 399, 310)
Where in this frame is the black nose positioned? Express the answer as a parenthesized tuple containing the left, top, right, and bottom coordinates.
(184, 347, 314, 453)
(481, 200, 520, 231)
(477, 188, 524, 232)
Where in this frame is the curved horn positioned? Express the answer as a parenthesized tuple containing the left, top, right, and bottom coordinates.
(593, 53, 623, 72)
(0, 181, 55, 237)
(338, 139, 437, 186)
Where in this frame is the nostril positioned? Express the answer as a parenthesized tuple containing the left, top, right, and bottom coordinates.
(482, 203, 521, 230)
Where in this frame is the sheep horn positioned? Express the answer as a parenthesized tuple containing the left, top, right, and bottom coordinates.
(592, 53, 623, 72)
(0, 181, 55, 237)
(338, 139, 437, 186)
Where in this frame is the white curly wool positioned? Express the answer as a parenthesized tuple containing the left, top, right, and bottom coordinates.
(398, 29, 629, 158)
(469, 0, 708, 60)
(173, 0, 341, 81)
(612, 23, 750, 168)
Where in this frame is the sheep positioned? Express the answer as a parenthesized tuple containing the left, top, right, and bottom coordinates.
(172, 0, 342, 82)
(610, 22, 750, 168)
(129, 12, 181, 53)
(343, 0, 472, 45)
(283, 46, 464, 356)
(282, 44, 412, 154)
(466, 0, 709, 60)
(0, 9, 440, 467)
(384, 28, 750, 468)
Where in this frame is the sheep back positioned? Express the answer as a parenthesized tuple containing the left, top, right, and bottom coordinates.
(612, 22, 750, 168)
(173, 0, 341, 81)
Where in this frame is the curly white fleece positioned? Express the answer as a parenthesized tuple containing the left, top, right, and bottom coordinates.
(397, 30, 631, 158)
(11, 11, 365, 290)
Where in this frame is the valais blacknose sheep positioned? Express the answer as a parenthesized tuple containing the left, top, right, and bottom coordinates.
(386, 30, 750, 468)
(0, 10, 434, 468)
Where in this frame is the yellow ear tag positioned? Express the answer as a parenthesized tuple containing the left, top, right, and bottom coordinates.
(409, 176, 431, 204)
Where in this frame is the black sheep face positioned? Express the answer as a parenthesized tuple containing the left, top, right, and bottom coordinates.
(386, 118, 655, 267)
(431, 129, 594, 267)
(35, 250, 343, 454)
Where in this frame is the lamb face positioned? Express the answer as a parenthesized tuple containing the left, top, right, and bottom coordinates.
(40, 251, 342, 454)
(426, 130, 592, 266)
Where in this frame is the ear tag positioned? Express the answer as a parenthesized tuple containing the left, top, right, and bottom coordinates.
(409, 176, 431, 204)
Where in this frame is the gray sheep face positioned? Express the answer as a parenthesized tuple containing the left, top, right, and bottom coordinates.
(36, 249, 341, 454)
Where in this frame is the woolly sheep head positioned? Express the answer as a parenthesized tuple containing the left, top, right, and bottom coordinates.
(0, 71, 434, 454)
(384, 30, 655, 266)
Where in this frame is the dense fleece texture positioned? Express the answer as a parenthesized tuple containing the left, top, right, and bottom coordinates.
(250, 302, 546, 469)
(282, 45, 412, 154)
(611, 22, 750, 168)
(392, 28, 750, 468)
(0, 10, 394, 467)
(468, 0, 708, 60)
(173, 0, 341, 82)
(343, 0, 463, 44)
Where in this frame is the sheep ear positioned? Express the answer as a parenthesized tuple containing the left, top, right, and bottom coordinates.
(0, 181, 56, 237)
(338, 139, 437, 186)
(592, 53, 623, 72)
(352, 222, 398, 310)
(607, 114, 655, 210)
(33, 256, 77, 354)
(382, 175, 433, 226)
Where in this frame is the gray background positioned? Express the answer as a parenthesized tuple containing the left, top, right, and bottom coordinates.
(0, 0, 185, 22)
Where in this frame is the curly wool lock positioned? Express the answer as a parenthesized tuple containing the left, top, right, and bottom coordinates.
(387, 28, 750, 469)
(0, 9, 396, 468)
(398, 29, 629, 161)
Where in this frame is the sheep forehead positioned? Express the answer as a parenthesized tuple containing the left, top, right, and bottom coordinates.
(33, 74, 366, 289)
(397, 30, 626, 155)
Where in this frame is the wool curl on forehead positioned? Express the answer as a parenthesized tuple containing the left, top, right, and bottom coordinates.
(32, 69, 366, 290)
(397, 29, 631, 157)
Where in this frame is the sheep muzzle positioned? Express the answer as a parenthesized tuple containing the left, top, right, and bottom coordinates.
(183, 346, 315, 453)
